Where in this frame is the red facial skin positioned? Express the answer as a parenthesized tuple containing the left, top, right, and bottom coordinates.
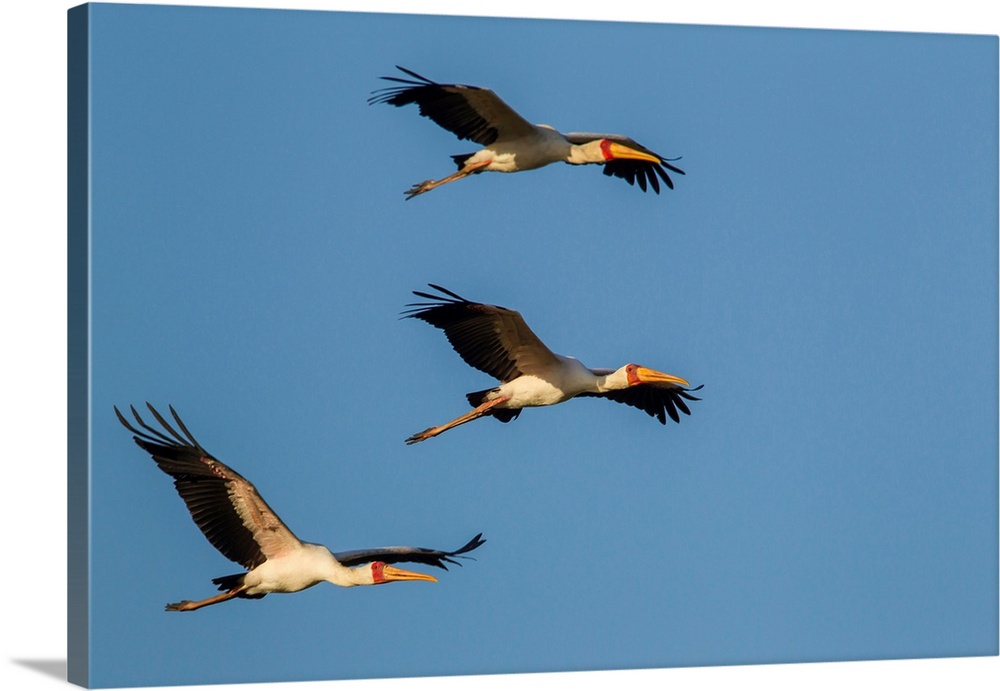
(371, 562, 388, 583)
(625, 363, 641, 386)
(599, 139, 615, 161)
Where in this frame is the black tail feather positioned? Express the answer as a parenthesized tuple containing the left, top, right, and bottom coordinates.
(211, 573, 265, 599)
(450, 153, 477, 171)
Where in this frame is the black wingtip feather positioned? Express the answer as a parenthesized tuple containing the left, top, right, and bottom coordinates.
(401, 284, 474, 318)
(438, 533, 487, 569)
(648, 168, 661, 194)
(393, 65, 433, 83)
(425, 283, 468, 301)
(120, 404, 179, 447)
(145, 402, 186, 446)
(167, 404, 203, 449)
(602, 154, 685, 194)
(577, 382, 703, 427)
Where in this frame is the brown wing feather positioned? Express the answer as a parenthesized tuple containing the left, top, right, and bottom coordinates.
(578, 384, 703, 424)
(116, 404, 302, 569)
(369, 66, 537, 146)
(402, 284, 561, 382)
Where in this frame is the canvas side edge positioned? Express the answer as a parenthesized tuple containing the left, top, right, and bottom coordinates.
(67, 4, 91, 688)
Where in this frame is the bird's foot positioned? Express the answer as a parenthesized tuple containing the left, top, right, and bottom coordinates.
(165, 600, 194, 612)
(405, 427, 439, 445)
(404, 180, 437, 200)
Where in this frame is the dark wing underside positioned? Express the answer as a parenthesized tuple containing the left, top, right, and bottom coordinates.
(403, 284, 561, 383)
(116, 403, 300, 570)
(332, 533, 486, 571)
(565, 132, 685, 194)
(578, 384, 703, 425)
(368, 66, 537, 146)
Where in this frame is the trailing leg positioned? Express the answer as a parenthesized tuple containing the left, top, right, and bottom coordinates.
(165, 584, 249, 612)
(404, 160, 492, 199)
(405, 396, 510, 444)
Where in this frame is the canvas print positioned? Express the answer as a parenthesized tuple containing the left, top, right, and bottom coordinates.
(68, 3, 998, 688)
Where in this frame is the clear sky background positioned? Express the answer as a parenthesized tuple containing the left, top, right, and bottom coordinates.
(78, 3, 998, 687)
(2, 2, 998, 691)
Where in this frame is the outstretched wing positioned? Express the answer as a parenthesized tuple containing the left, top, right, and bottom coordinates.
(332, 533, 486, 571)
(402, 284, 562, 383)
(116, 403, 302, 570)
(578, 384, 704, 425)
(369, 66, 537, 145)
(565, 132, 685, 194)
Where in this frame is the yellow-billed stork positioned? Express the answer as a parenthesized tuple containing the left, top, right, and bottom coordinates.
(402, 285, 702, 445)
(117, 403, 485, 611)
(369, 66, 685, 199)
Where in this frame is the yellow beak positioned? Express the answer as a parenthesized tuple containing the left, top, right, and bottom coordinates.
(635, 367, 690, 388)
(382, 565, 438, 583)
(606, 142, 662, 164)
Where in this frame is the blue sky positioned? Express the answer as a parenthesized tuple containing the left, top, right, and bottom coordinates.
(2, 2, 998, 691)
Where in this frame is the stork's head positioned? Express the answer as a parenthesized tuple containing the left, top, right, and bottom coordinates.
(568, 138, 664, 166)
(623, 363, 690, 388)
(367, 561, 438, 585)
(598, 139, 662, 164)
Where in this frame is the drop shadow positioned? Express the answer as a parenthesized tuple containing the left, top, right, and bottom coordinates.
(11, 658, 67, 682)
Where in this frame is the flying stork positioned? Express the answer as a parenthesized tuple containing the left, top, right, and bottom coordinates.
(117, 403, 485, 611)
(369, 66, 685, 199)
(402, 285, 702, 445)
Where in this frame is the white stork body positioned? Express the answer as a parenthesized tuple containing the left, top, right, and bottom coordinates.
(369, 66, 685, 198)
(240, 543, 357, 595)
(117, 403, 485, 611)
(487, 355, 608, 409)
(403, 285, 703, 445)
(456, 125, 568, 173)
